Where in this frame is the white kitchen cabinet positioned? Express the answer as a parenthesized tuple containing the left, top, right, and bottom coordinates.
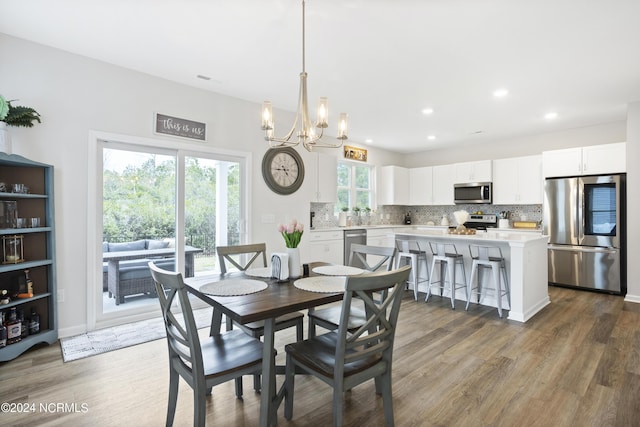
(311, 152, 337, 203)
(376, 166, 409, 206)
(409, 166, 433, 205)
(305, 230, 343, 265)
(432, 164, 455, 205)
(493, 155, 543, 205)
(454, 160, 492, 184)
(542, 142, 626, 177)
(366, 228, 395, 268)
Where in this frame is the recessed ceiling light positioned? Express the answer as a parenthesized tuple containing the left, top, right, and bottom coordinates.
(422, 108, 434, 115)
(365, 139, 373, 144)
(427, 135, 436, 140)
(493, 88, 509, 98)
(545, 112, 558, 120)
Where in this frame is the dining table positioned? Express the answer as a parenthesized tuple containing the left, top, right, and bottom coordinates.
(184, 262, 352, 427)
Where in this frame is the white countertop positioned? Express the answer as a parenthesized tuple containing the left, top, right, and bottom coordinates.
(394, 228, 548, 244)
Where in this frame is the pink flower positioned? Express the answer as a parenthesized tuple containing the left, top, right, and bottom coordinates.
(277, 224, 285, 233)
(295, 223, 304, 232)
(286, 224, 295, 234)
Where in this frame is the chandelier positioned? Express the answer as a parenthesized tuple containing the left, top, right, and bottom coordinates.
(261, 0, 348, 151)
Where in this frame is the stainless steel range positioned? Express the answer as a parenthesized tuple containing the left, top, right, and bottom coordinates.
(463, 214, 498, 230)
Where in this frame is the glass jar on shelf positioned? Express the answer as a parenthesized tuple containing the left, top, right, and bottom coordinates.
(2, 235, 24, 264)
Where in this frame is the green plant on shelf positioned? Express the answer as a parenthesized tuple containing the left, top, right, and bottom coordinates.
(0, 95, 41, 128)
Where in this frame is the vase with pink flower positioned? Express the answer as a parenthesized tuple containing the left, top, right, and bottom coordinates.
(278, 219, 304, 279)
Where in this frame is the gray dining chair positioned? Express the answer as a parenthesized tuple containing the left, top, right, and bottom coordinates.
(284, 265, 411, 426)
(216, 243, 304, 391)
(148, 262, 264, 427)
(307, 244, 397, 338)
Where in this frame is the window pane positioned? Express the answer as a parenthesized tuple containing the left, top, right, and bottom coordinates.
(355, 165, 370, 189)
(355, 190, 371, 209)
(337, 163, 350, 187)
(337, 189, 350, 211)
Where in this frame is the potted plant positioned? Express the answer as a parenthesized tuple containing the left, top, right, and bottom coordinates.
(338, 206, 349, 227)
(0, 95, 41, 154)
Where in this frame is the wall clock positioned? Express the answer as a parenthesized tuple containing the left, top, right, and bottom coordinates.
(261, 147, 305, 195)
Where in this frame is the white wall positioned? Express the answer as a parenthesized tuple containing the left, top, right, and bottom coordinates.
(0, 34, 401, 336)
(625, 102, 640, 303)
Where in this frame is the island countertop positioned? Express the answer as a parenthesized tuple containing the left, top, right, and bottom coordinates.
(393, 228, 550, 323)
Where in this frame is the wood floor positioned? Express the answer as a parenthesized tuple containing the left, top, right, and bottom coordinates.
(2, 285, 640, 426)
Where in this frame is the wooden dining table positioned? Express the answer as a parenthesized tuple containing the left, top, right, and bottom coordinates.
(184, 262, 345, 427)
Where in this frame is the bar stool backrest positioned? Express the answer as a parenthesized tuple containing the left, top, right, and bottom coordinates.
(429, 241, 459, 258)
(469, 245, 504, 262)
(395, 239, 425, 254)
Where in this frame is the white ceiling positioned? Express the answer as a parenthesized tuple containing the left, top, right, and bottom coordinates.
(2, 0, 640, 153)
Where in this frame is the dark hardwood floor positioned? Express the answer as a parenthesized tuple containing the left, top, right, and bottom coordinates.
(1, 285, 639, 426)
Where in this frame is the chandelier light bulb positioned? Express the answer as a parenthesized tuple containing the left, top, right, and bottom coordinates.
(261, 101, 273, 130)
(338, 113, 348, 140)
(317, 97, 328, 128)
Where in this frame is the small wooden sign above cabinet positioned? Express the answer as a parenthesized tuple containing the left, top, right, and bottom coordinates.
(154, 113, 207, 141)
(344, 145, 367, 162)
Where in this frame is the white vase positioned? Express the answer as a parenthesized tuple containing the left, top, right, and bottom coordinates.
(287, 247, 301, 279)
(0, 122, 12, 154)
(339, 212, 347, 227)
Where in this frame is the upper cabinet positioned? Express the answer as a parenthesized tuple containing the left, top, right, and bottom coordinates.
(542, 142, 626, 178)
(311, 153, 337, 203)
(432, 164, 455, 205)
(376, 166, 409, 206)
(493, 155, 543, 205)
(409, 166, 433, 205)
(454, 160, 492, 184)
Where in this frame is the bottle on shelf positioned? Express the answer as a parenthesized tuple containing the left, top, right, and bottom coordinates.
(29, 307, 40, 335)
(6, 307, 21, 345)
(0, 312, 7, 348)
(17, 308, 28, 339)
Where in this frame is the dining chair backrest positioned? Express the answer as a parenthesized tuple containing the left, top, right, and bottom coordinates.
(337, 264, 411, 381)
(149, 262, 204, 385)
(348, 243, 397, 272)
(216, 243, 268, 274)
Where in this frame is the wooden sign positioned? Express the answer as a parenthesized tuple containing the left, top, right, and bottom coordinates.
(154, 113, 207, 141)
(344, 145, 368, 162)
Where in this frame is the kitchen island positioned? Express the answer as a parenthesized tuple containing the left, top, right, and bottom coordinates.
(394, 228, 549, 323)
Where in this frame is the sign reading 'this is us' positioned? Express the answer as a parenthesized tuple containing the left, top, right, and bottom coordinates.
(154, 113, 207, 141)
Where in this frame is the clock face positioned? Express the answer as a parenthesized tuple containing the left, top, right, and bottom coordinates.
(262, 147, 305, 195)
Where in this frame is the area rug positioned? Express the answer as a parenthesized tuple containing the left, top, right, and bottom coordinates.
(60, 308, 214, 362)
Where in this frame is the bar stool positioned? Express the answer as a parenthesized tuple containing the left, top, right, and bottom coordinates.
(395, 239, 429, 300)
(425, 241, 467, 309)
(466, 245, 510, 317)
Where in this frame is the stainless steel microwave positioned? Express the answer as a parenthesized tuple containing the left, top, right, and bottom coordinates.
(454, 182, 492, 204)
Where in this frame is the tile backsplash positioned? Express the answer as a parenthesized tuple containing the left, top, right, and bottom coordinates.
(310, 203, 542, 229)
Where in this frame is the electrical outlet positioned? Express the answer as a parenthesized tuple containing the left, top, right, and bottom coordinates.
(57, 289, 64, 303)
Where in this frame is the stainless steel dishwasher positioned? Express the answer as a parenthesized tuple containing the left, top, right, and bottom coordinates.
(344, 229, 367, 268)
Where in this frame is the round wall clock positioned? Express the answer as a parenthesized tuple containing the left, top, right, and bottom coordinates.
(261, 147, 305, 195)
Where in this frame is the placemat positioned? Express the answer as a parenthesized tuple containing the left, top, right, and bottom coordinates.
(312, 265, 366, 276)
(200, 279, 268, 296)
(294, 276, 346, 293)
(244, 267, 272, 278)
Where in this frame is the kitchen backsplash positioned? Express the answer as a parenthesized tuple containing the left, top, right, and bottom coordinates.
(310, 203, 542, 229)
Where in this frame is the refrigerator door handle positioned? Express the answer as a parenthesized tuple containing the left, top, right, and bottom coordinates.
(548, 244, 618, 254)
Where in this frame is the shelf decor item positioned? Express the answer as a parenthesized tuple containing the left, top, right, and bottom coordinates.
(2, 234, 24, 264)
(0, 95, 41, 154)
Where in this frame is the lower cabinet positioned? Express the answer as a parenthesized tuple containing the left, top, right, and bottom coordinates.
(305, 230, 343, 265)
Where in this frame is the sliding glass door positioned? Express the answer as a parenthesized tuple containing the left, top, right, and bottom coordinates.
(96, 138, 246, 325)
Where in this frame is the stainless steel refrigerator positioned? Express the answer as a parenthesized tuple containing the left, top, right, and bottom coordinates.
(543, 174, 626, 295)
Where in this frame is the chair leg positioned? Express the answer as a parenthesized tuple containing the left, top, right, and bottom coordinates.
(381, 372, 395, 427)
(235, 377, 243, 397)
(308, 315, 316, 338)
(284, 354, 295, 420)
(466, 261, 478, 311)
(194, 384, 207, 427)
(446, 260, 456, 309)
(166, 368, 179, 427)
(296, 318, 304, 341)
(333, 389, 344, 427)
(492, 263, 503, 318)
(425, 258, 437, 302)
